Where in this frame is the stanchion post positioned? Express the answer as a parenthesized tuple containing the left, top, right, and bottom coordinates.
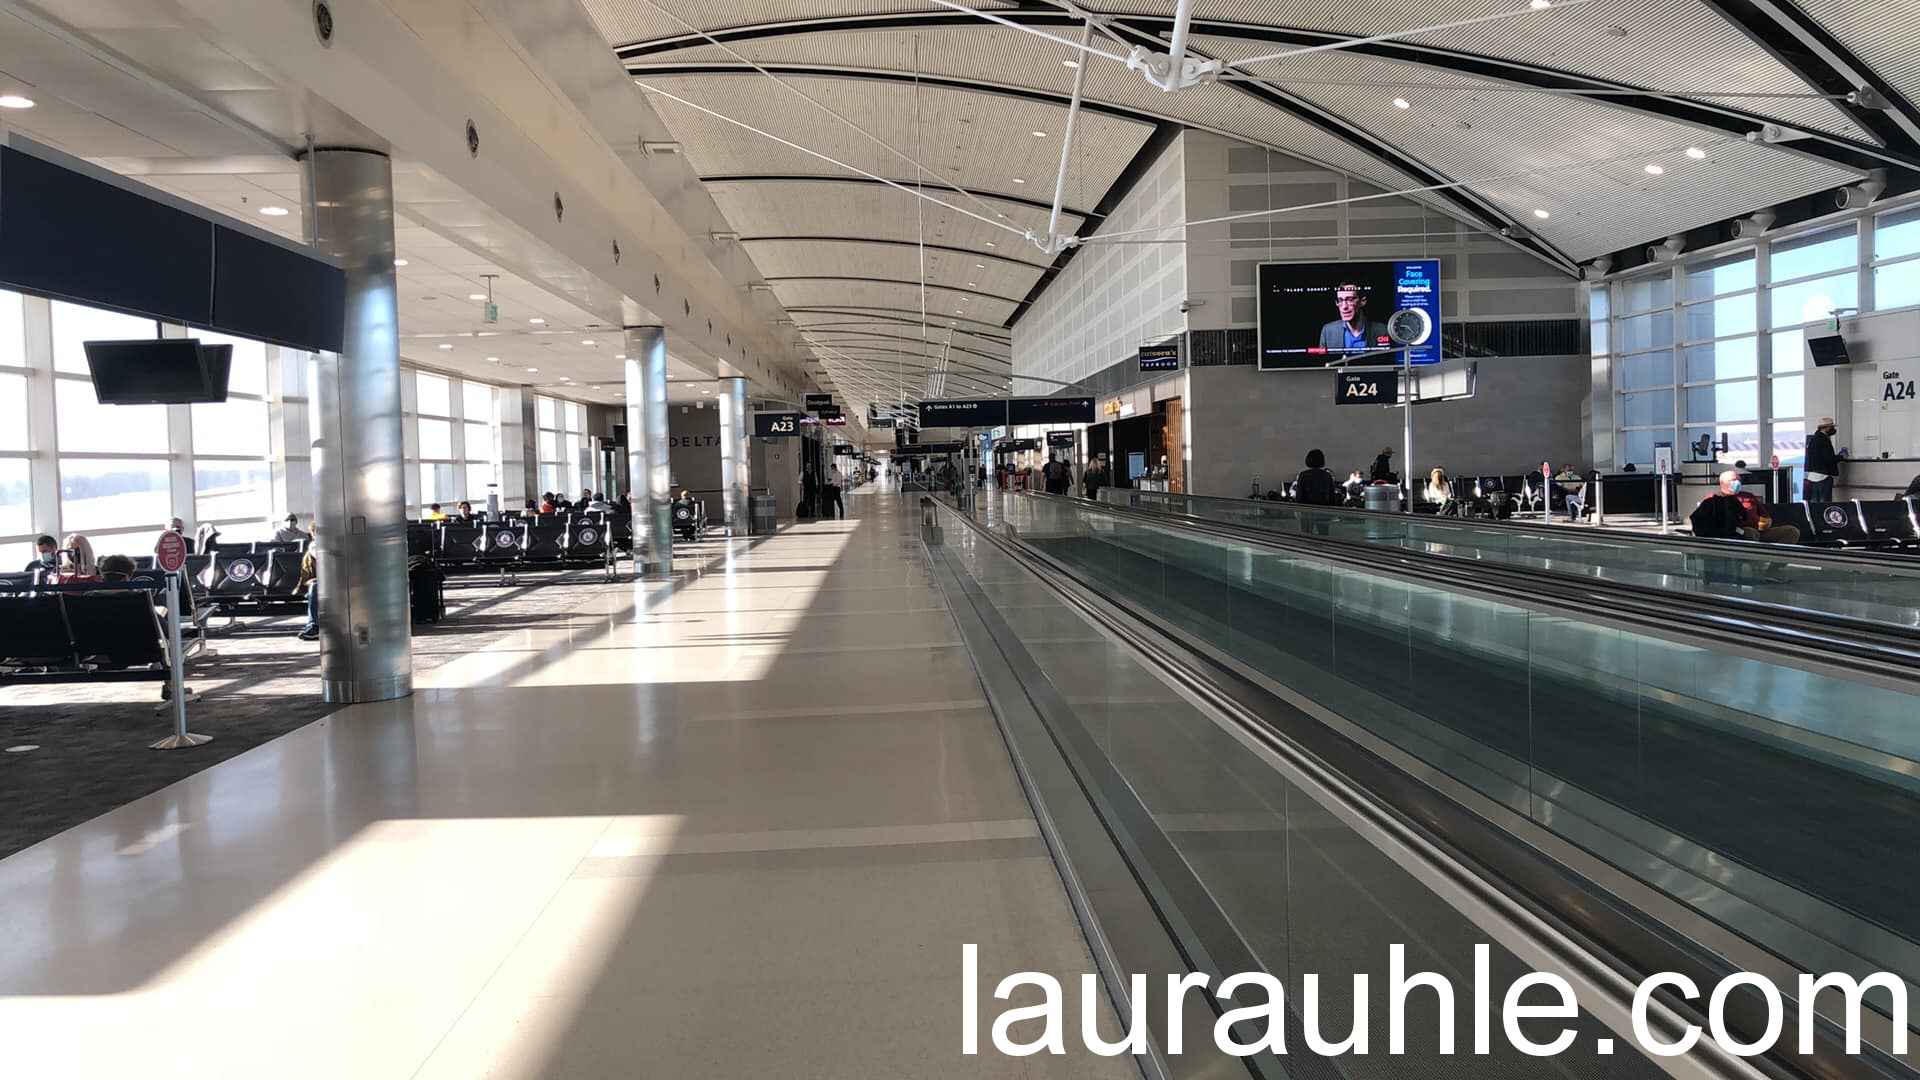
(150, 571, 211, 750)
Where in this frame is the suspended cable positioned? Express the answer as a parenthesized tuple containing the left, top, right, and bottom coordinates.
(921, 0, 1133, 66)
(1044, 21, 1095, 250)
(1214, 75, 1852, 99)
(1222, 0, 1602, 69)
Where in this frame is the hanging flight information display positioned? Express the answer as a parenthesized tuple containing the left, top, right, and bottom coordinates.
(1257, 259, 1441, 371)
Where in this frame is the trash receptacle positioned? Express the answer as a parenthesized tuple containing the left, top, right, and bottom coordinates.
(1363, 484, 1401, 513)
(749, 494, 778, 535)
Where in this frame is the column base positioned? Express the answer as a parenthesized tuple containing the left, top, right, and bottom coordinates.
(322, 673, 414, 704)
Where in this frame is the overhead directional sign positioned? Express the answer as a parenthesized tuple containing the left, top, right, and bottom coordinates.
(1009, 396, 1095, 425)
(1047, 431, 1077, 448)
(804, 393, 834, 412)
(753, 411, 804, 437)
(918, 399, 1008, 428)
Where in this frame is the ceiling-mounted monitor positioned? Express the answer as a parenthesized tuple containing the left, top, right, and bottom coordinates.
(82, 339, 232, 404)
(1257, 259, 1442, 370)
(1806, 332, 1851, 368)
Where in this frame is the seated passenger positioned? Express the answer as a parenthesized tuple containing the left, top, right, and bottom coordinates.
(62, 533, 97, 576)
(1691, 470, 1799, 543)
(97, 554, 137, 582)
(24, 534, 58, 573)
(539, 493, 558, 515)
(1425, 467, 1457, 515)
(1368, 447, 1397, 485)
(587, 492, 612, 512)
(273, 514, 309, 544)
(425, 503, 448, 522)
(1293, 449, 1339, 506)
(1554, 465, 1586, 521)
(1906, 474, 1920, 499)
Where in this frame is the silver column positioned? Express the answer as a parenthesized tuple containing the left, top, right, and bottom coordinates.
(718, 376, 750, 534)
(624, 325, 673, 573)
(304, 148, 411, 702)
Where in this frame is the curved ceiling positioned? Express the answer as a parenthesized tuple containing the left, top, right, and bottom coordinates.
(583, 0, 1919, 419)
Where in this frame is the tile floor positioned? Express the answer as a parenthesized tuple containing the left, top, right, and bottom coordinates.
(0, 489, 1134, 1079)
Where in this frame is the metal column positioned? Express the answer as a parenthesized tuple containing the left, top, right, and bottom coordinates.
(719, 376, 750, 535)
(304, 147, 412, 703)
(624, 325, 673, 573)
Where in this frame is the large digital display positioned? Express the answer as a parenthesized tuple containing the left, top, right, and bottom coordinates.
(1257, 259, 1441, 370)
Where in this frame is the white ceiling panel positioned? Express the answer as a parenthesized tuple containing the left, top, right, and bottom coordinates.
(743, 238, 1042, 297)
(705, 179, 1074, 259)
(773, 278, 1018, 324)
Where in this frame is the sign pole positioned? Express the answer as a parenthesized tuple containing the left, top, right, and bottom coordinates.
(150, 569, 211, 750)
(1402, 346, 1414, 513)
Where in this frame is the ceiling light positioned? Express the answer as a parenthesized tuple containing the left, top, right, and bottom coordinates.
(487, 356, 500, 363)
(394, 259, 409, 267)
(1530, 0, 1552, 8)
(526, 367, 539, 373)
(985, 241, 996, 249)
(1032, 130, 1047, 137)
(580, 339, 596, 346)
(1062, 59, 1080, 68)
(968, 281, 977, 286)
(616, 354, 628, 360)
(528, 317, 546, 324)
(1644, 163, 1665, 175)
(1533, 208, 1551, 219)
(0, 95, 35, 110)
(467, 292, 486, 300)
(591, 385, 601, 390)
(1686, 146, 1707, 160)
(1393, 98, 1411, 109)
(436, 343, 453, 350)
(258, 205, 290, 217)
(700, 388, 711, 394)
(1011, 177, 1025, 184)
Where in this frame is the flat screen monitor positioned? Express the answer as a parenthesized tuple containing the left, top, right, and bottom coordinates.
(1807, 333, 1851, 368)
(82, 339, 231, 404)
(1257, 259, 1441, 370)
(1127, 451, 1146, 480)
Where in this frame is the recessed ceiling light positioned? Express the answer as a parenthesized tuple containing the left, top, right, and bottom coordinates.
(1011, 177, 1025, 184)
(1032, 130, 1047, 137)
(1393, 98, 1410, 109)
(616, 354, 628, 360)
(700, 388, 711, 394)
(259, 205, 289, 217)
(437, 342, 454, 350)
(985, 241, 996, 248)
(467, 292, 487, 300)
(1062, 59, 1080, 68)
(528, 317, 546, 324)
(487, 356, 500, 363)
(394, 259, 409, 267)
(591, 385, 601, 390)
(0, 95, 35, 110)
(1686, 146, 1707, 160)
(968, 281, 977, 287)
(526, 367, 539, 372)
(1530, 0, 1552, 8)
(1644, 163, 1665, 175)
(1533, 208, 1551, 219)
(580, 339, 596, 346)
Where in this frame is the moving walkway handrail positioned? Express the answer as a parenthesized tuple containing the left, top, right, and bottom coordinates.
(932, 495, 1914, 1080)
(1034, 492, 1920, 690)
(1118, 487, 1920, 575)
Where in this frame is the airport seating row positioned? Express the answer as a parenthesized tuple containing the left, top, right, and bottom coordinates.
(1771, 498, 1920, 549)
(0, 577, 174, 683)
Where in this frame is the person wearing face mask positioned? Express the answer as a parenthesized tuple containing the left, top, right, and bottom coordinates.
(24, 534, 58, 574)
(1804, 417, 1840, 503)
(1692, 470, 1800, 543)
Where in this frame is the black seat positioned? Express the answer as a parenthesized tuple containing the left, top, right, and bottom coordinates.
(182, 553, 212, 584)
(524, 521, 568, 560)
(61, 590, 166, 669)
(439, 523, 486, 563)
(251, 540, 303, 556)
(198, 551, 270, 597)
(566, 519, 609, 559)
(1859, 499, 1918, 546)
(1770, 502, 1820, 543)
(407, 524, 436, 558)
(265, 550, 305, 594)
(1803, 500, 1872, 545)
(610, 515, 633, 551)
(0, 595, 74, 666)
(477, 522, 526, 562)
(131, 555, 156, 571)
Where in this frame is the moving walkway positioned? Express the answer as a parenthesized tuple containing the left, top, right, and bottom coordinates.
(924, 490, 1919, 1080)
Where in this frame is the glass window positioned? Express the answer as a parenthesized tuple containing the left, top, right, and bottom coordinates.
(190, 330, 268, 397)
(1772, 420, 1806, 467)
(538, 463, 563, 495)
(466, 462, 496, 501)
(1588, 284, 1610, 325)
(417, 372, 452, 417)
(55, 378, 170, 453)
(1773, 374, 1804, 419)
(194, 461, 271, 522)
(1616, 275, 1673, 314)
(564, 402, 583, 432)
(1590, 317, 1609, 356)
(1683, 381, 1758, 424)
(1685, 422, 1761, 464)
(0, 290, 23, 368)
(0, 372, 27, 450)
(1616, 311, 1673, 352)
(1617, 350, 1673, 391)
(536, 396, 557, 428)
(418, 418, 453, 460)
(1874, 259, 1920, 310)
(0, 458, 31, 538)
(0, 541, 30, 572)
(1683, 252, 1756, 300)
(418, 463, 456, 505)
(1682, 295, 1756, 341)
(462, 381, 493, 423)
(80, 527, 167, 562)
(191, 398, 269, 457)
(1767, 272, 1857, 329)
(50, 302, 159, 374)
(1873, 205, 1920, 261)
(1771, 328, 1807, 373)
(463, 422, 491, 461)
(59, 458, 171, 531)
(538, 430, 559, 462)
(1683, 338, 1757, 383)
(1619, 389, 1674, 428)
(1771, 224, 1857, 282)
(1620, 429, 1672, 467)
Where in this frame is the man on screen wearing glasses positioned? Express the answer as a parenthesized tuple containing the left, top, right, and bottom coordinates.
(1317, 282, 1390, 355)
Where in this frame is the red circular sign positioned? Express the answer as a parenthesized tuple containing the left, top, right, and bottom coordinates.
(154, 531, 188, 573)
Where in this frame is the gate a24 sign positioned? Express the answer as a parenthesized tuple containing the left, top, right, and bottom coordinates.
(1886, 370, 1916, 401)
(1336, 369, 1399, 405)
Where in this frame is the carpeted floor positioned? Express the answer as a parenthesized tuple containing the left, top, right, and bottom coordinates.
(0, 561, 661, 859)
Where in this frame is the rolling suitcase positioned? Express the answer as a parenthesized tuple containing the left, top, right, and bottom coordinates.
(408, 558, 446, 625)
